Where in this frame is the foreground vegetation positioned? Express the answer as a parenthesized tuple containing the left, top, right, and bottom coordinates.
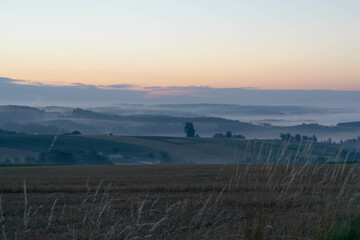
(0, 162, 359, 239)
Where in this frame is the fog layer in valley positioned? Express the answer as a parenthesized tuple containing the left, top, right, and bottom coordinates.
(1, 104, 360, 142)
(89, 104, 360, 126)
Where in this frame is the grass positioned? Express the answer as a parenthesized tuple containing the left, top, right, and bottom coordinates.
(330, 213, 360, 240)
(314, 212, 360, 240)
(0, 162, 359, 239)
(0, 137, 359, 238)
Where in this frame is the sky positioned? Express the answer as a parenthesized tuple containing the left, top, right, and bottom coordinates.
(1, 0, 360, 90)
(2, 77, 360, 109)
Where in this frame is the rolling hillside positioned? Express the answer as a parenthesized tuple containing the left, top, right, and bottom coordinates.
(0, 134, 357, 165)
(1, 105, 360, 141)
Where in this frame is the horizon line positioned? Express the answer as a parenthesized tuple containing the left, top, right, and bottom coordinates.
(2, 76, 360, 92)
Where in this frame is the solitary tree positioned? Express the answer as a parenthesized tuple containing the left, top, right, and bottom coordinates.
(184, 122, 195, 137)
(295, 133, 301, 142)
(225, 130, 232, 138)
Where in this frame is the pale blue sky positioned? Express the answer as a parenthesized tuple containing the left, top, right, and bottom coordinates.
(1, 0, 360, 89)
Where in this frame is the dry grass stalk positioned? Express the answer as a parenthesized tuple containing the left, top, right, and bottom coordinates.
(0, 196, 7, 240)
(23, 179, 29, 233)
(0, 141, 359, 239)
(46, 198, 58, 229)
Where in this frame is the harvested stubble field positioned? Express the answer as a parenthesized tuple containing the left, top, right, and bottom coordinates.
(0, 164, 359, 239)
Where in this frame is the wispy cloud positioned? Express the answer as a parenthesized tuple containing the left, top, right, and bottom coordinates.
(97, 84, 139, 90)
(1, 76, 360, 108)
(142, 86, 212, 98)
(4, 76, 208, 97)
(145, 89, 195, 98)
(7, 78, 45, 86)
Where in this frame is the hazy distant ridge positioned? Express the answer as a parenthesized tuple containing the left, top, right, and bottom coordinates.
(2, 77, 360, 108)
(0, 105, 360, 141)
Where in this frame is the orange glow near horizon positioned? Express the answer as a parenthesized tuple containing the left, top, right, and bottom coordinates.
(2, 55, 359, 90)
(1, 1, 360, 91)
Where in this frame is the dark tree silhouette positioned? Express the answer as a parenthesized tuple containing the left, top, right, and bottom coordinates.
(280, 133, 294, 141)
(280, 133, 286, 140)
(63, 130, 81, 135)
(295, 134, 301, 142)
(184, 122, 196, 137)
(233, 134, 245, 139)
(213, 133, 225, 138)
(285, 133, 293, 141)
(225, 130, 232, 138)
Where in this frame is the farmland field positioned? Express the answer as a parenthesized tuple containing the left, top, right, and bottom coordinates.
(0, 147, 38, 162)
(0, 164, 359, 239)
(0, 135, 354, 165)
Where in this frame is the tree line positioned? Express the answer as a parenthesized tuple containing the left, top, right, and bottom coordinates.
(184, 122, 245, 139)
(280, 133, 317, 142)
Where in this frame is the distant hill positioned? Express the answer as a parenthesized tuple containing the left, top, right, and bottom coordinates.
(0, 105, 47, 123)
(337, 121, 360, 128)
(0, 105, 360, 141)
